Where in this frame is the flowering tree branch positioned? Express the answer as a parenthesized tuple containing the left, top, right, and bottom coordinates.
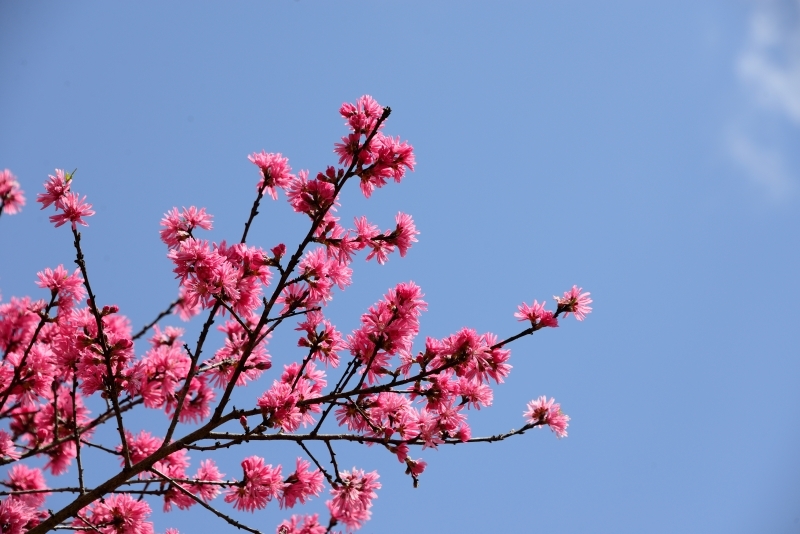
(0, 96, 591, 534)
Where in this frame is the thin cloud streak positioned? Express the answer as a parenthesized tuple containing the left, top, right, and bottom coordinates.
(729, 0, 800, 200)
(727, 129, 795, 200)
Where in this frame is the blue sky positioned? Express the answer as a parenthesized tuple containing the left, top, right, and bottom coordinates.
(1, 1, 799, 533)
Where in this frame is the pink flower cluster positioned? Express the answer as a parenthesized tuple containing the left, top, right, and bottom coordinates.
(277, 514, 326, 534)
(248, 152, 293, 200)
(224, 456, 323, 513)
(0, 169, 25, 216)
(36, 169, 95, 229)
(328, 283, 509, 453)
(335, 95, 415, 198)
(326, 468, 380, 531)
(556, 285, 593, 321)
(524, 396, 570, 438)
(75, 493, 154, 534)
(165, 224, 273, 318)
(0, 464, 50, 533)
(256, 362, 326, 432)
(203, 318, 271, 389)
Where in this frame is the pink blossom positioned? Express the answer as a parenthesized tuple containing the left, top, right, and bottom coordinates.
(335, 396, 375, 434)
(276, 283, 310, 314)
(280, 458, 324, 509)
(280, 361, 327, 396)
(315, 218, 359, 265)
(326, 468, 380, 532)
(214, 242, 273, 316)
(4, 464, 49, 508)
(190, 459, 224, 502)
(430, 328, 511, 385)
(340, 95, 384, 134)
(353, 216, 390, 264)
(154, 449, 194, 510)
(404, 457, 427, 478)
(413, 408, 447, 449)
(369, 392, 420, 440)
(334, 132, 366, 167)
(137, 343, 191, 409)
(77, 493, 154, 534)
(371, 134, 415, 182)
(224, 456, 285, 512)
(257, 382, 302, 432)
(36, 169, 71, 210)
(0, 497, 36, 534)
(350, 133, 415, 198)
(175, 285, 202, 320)
(276, 514, 326, 534)
(48, 191, 95, 229)
(165, 375, 214, 423)
(36, 265, 86, 310)
(524, 396, 570, 438)
(0, 296, 44, 357)
(159, 206, 213, 248)
(343, 282, 426, 384)
(296, 312, 344, 368)
(515, 299, 558, 329)
(248, 151, 294, 200)
(122, 430, 162, 466)
(0, 429, 20, 461)
(389, 212, 418, 257)
(6, 344, 56, 406)
(271, 243, 286, 260)
(74, 313, 135, 397)
(555, 285, 592, 321)
(273, 366, 323, 430)
(148, 325, 184, 348)
(0, 169, 25, 215)
(287, 170, 337, 217)
(455, 377, 494, 409)
(409, 370, 458, 412)
(205, 318, 271, 388)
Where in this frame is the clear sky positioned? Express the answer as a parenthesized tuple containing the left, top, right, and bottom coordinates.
(1, 1, 799, 533)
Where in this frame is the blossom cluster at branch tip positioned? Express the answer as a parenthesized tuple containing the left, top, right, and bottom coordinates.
(0, 169, 25, 215)
(524, 396, 570, 438)
(36, 169, 94, 229)
(514, 299, 558, 329)
(248, 151, 294, 200)
(334, 95, 415, 198)
(555, 285, 592, 321)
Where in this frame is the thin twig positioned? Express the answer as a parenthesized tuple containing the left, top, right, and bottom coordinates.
(297, 441, 335, 486)
(131, 299, 181, 341)
(72, 374, 85, 494)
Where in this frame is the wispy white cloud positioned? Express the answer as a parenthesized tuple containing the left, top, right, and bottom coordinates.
(727, 129, 794, 200)
(729, 0, 800, 200)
